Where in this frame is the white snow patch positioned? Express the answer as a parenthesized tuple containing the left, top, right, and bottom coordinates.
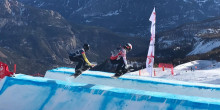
(102, 10, 120, 17)
(83, 13, 100, 18)
(19, 7, 25, 16)
(161, 40, 173, 48)
(85, 20, 92, 23)
(196, 28, 220, 36)
(129, 60, 220, 84)
(75, 7, 83, 13)
(174, 60, 217, 70)
(188, 40, 220, 55)
(37, 2, 45, 7)
(214, 0, 220, 4)
(195, 0, 209, 3)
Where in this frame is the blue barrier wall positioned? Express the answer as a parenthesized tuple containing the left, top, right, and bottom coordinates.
(45, 67, 220, 99)
(0, 74, 220, 110)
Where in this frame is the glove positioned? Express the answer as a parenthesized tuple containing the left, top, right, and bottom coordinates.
(125, 65, 129, 69)
(91, 64, 96, 68)
(124, 65, 133, 72)
(11, 73, 15, 77)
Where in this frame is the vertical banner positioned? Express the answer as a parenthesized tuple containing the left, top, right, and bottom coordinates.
(146, 7, 156, 77)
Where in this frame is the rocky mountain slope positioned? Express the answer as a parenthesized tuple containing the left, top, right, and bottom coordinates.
(93, 16, 220, 72)
(156, 16, 220, 65)
(17, 0, 220, 36)
(0, 0, 219, 74)
(0, 0, 77, 74)
(0, 0, 147, 74)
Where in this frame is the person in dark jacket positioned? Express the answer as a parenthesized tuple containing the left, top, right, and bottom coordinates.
(110, 43, 132, 77)
(69, 43, 95, 78)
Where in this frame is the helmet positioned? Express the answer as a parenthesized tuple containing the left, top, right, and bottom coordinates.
(83, 43, 90, 51)
(124, 43, 132, 51)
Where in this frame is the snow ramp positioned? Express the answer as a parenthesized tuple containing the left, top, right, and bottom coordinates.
(0, 68, 219, 110)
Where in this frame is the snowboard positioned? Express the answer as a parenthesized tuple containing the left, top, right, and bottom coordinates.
(111, 70, 128, 79)
(71, 68, 90, 78)
(71, 64, 96, 78)
(111, 66, 134, 79)
(71, 70, 83, 78)
(111, 74, 122, 79)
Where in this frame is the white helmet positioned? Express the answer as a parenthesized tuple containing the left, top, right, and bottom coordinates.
(124, 43, 132, 51)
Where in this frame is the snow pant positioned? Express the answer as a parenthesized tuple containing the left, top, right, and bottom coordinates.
(110, 57, 126, 74)
(69, 56, 89, 72)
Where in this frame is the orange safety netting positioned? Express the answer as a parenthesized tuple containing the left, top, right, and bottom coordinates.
(158, 63, 174, 75)
(158, 63, 173, 68)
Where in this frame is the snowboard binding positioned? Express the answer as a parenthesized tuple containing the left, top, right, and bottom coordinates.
(111, 66, 133, 78)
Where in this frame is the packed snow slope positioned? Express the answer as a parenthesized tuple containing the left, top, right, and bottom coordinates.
(1, 60, 220, 110)
(134, 60, 220, 84)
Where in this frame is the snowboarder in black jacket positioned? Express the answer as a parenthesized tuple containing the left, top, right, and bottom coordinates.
(69, 43, 95, 78)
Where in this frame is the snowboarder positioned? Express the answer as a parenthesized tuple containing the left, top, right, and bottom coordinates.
(191, 67, 193, 71)
(110, 43, 132, 78)
(69, 43, 96, 78)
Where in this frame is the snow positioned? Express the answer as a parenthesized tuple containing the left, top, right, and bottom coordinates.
(37, 2, 45, 7)
(214, 0, 220, 4)
(1, 60, 220, 109)
(188, 40, 220, 55)
(44, 60, 220, 99)
(183, 0, 209, 5)
(85, 20, 92, 23)
(102, 10, 120, 17)
(131, 60, 220, 84)
(196, 28, 220, 36)
(195, 0, 208, 3)
(1, 74, 220, 109)
(19, 7, 25, 16)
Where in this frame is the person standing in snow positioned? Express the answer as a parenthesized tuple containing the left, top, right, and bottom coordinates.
(110, 43, 132, 77)
(69, 43, 96, 78)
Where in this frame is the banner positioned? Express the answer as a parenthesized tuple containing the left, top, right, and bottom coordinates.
(146, 7, 156, 77)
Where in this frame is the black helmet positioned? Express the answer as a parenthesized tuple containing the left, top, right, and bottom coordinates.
(83, 43, 90, 51)
(124, 43, 132, 51)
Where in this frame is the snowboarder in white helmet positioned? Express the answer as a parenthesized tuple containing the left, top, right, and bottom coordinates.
(69, 43, 96, 78)
(110, 43, 132, 78)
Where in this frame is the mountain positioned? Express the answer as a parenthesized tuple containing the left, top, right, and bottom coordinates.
(156, 16, 220, 64)
(0, 0, 147, 74)
(1, 0, 219, 74)
(0, 0, 77, 74)
(17, 0, 220, 36)
(94, 16, 220, 72)
(70, 23, 147, 63)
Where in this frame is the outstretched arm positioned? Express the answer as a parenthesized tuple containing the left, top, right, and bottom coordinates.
(82, 52, 92, 66)
(121, 49, 128, 67)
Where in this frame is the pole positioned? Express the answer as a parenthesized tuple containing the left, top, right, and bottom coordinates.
(154, 69, 156, 76)
(14, 64, 16, 73)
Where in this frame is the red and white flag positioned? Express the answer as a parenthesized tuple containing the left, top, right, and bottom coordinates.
(146, 7, 156, 77)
